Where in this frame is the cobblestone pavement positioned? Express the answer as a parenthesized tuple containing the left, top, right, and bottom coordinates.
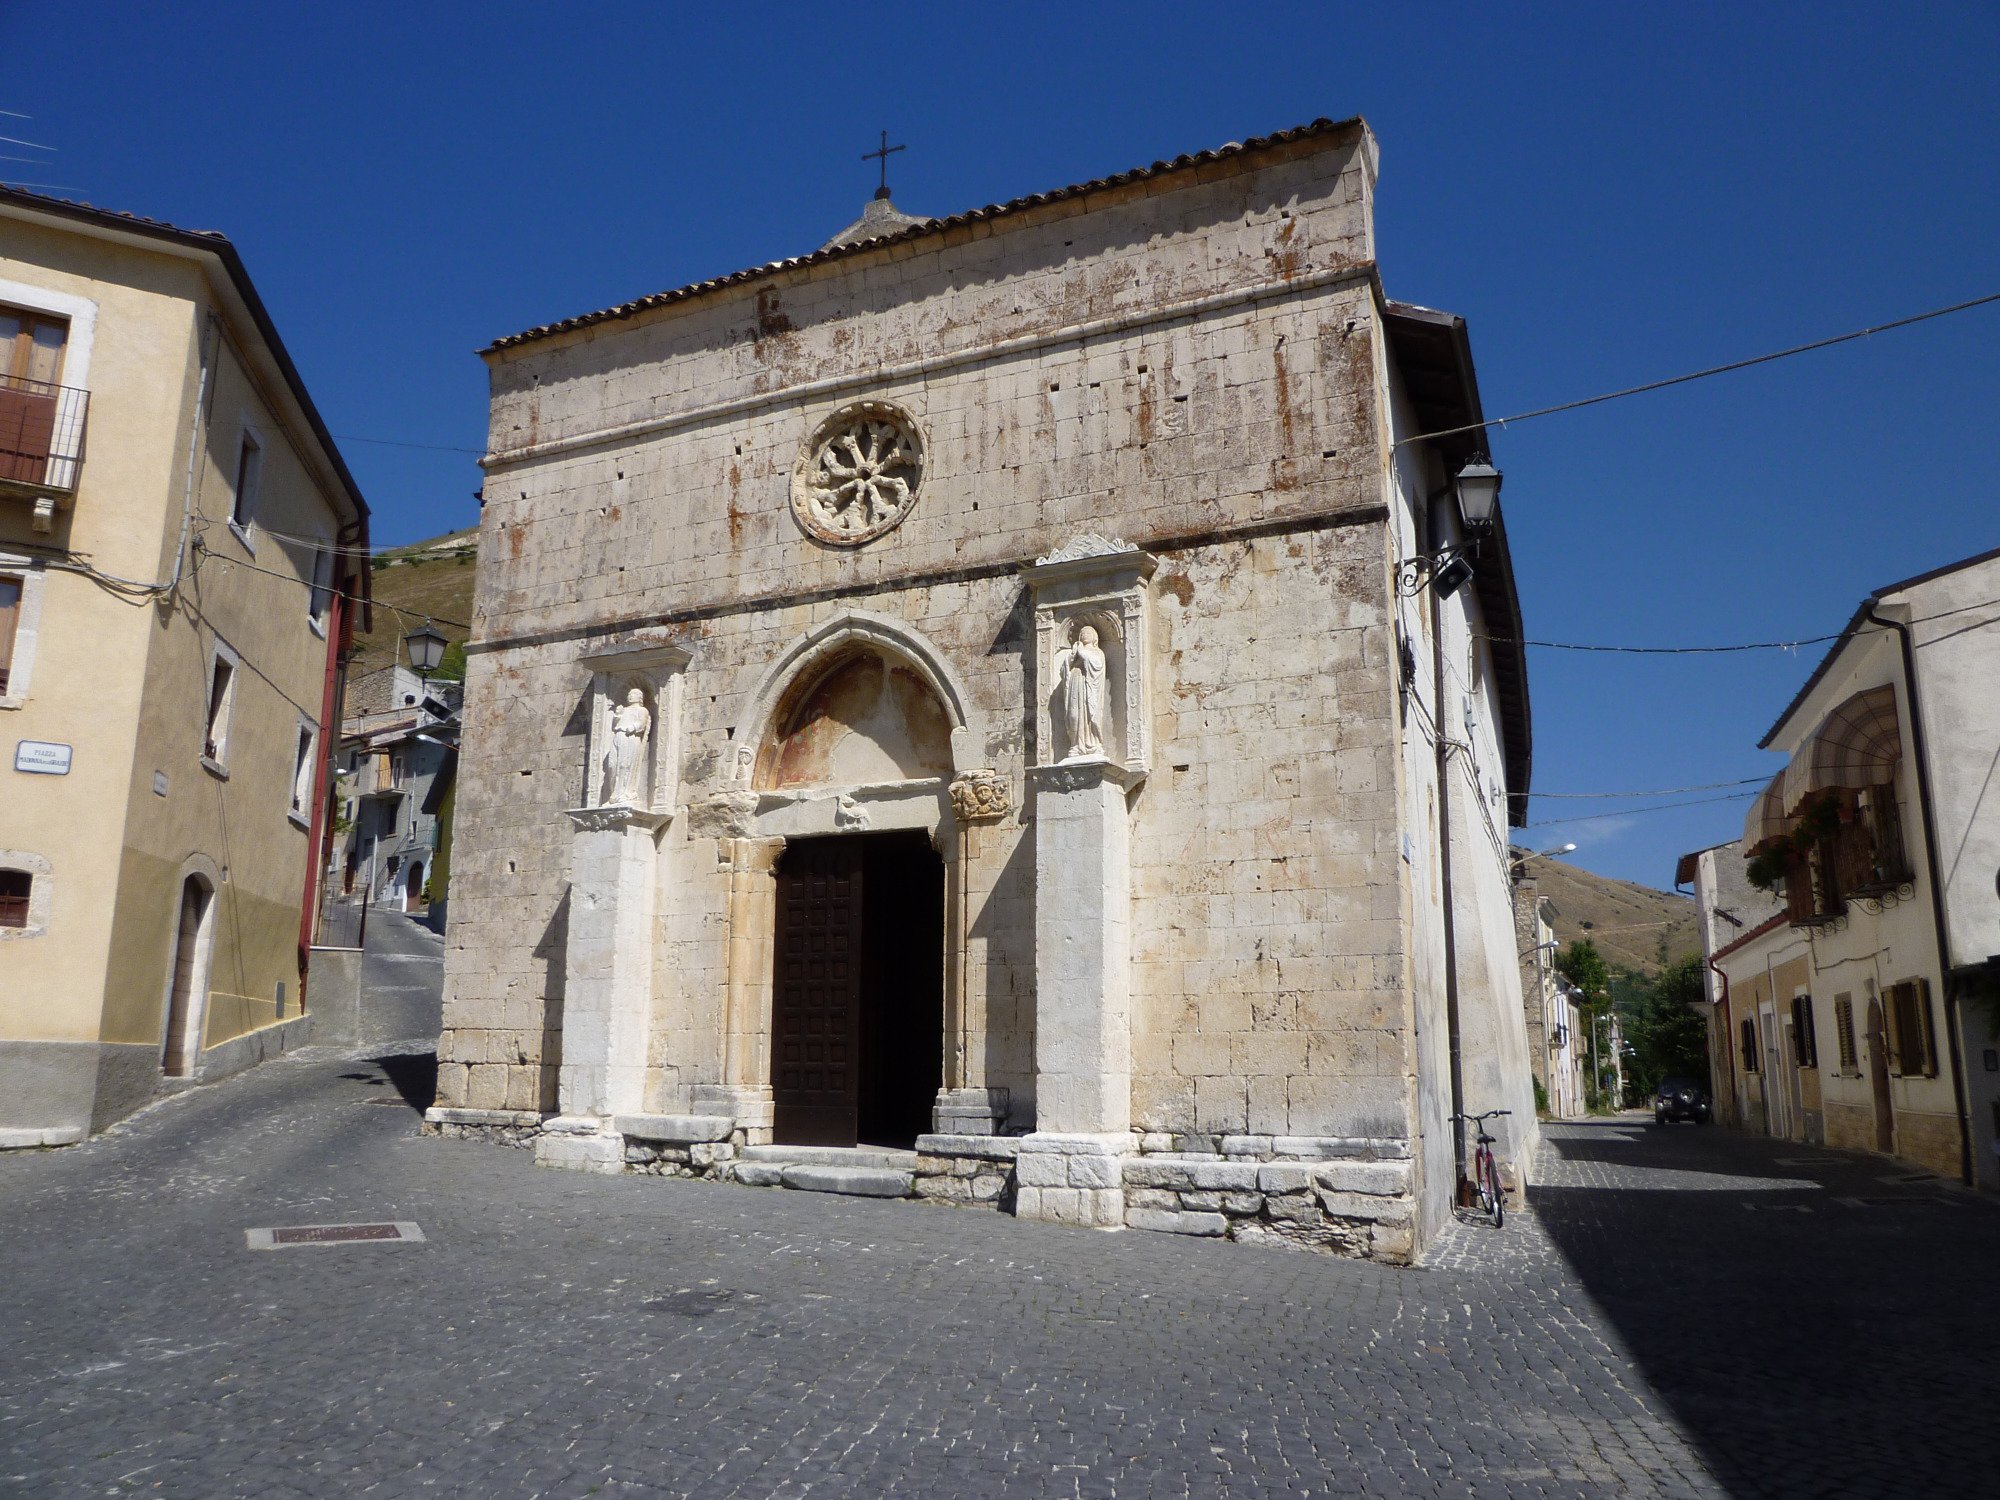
(358, 908, 447, 1049)
(1, 1062, 1991, 1499)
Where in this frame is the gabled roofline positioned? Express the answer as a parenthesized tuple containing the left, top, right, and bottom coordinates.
(482, 116, 1372, 355)
(0, 186, 373, 581)
(1382, 299, 1532, 825)
(1759, 541, 2000, 748)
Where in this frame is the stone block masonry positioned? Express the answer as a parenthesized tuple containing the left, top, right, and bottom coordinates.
(435, 117, 1535, 1265)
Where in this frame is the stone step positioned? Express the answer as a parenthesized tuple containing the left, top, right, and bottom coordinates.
(780, 1164, 913, 1198)
(740, 1144, 918, 1171)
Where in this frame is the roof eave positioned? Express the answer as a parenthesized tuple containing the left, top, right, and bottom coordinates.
(481, 115, 1372, 356)
(0, 186, 371, 543)
(1383, 300, 1533, 825)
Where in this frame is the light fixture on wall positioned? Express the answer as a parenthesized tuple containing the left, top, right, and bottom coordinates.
(1398, 457, 1503, 599)
(404, 620, 447, 683)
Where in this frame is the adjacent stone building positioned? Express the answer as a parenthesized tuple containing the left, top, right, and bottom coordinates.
(429, 118, 1536, 1260)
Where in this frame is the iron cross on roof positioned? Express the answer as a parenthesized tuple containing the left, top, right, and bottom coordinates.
(863, 130, 905, 200)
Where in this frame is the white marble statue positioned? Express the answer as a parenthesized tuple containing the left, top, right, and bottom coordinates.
(1057, 625, 1108, 760)
(603, 688, 652, 805)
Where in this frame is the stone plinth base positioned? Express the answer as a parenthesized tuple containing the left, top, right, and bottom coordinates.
(691, 1084, 773, 1143)
(1013, 1131, 1134, 1227)
(933, 1087, 1010, 1136)
(533, 1115, 625, 1174)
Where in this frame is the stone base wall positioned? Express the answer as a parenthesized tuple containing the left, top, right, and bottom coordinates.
(1123, 1135, 1414, 1262)
(424, 1112, 1418, 1261)
(1892, 1110, 1963, 1180)
(422, 1107, 544, 1149)
(1822, 1100, 1877, 1155)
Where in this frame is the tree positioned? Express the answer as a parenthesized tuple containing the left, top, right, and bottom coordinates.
(1556, 939, 1610, 1010)
(1557, 939, 1618, 1111)
(1622, 955, 1710, 1100)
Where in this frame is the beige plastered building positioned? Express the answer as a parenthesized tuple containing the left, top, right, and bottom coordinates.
(431, 119, 1538, 1261)
(1683, 546, 2000, 1187)
(0, 189, 369, 1146)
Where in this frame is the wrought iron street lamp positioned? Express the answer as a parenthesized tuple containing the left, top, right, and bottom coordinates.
(1398, 457, 1504, 599)
(404, 621, 447, 682)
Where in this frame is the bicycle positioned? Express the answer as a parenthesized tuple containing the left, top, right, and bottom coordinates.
(1455, 1109, 1511, 1227)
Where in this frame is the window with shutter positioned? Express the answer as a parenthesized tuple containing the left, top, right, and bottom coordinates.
(1791, 996, 1818, 1069)
(1889, 980, 1937, 1078)
(0, 574, 19, 696)
(1741, 1017, 1759, 1073)
(1834, 994, 1858, 1073)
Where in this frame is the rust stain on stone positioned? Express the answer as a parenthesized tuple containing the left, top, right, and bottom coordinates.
(726, 463, 744, 546)
(1265, 218, 1304, 282)
(755, 287, 794, 339)
(1158, 570, 1195, 606)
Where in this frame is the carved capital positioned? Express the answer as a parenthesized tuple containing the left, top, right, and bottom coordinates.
(949, 770, 1012, 822)
(688, 789, 761, 840)
(565, 804, 670, 835)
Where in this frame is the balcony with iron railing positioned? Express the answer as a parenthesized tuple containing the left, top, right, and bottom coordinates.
(0, 373, 90, 531)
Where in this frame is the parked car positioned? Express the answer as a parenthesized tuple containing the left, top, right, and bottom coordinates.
(1653, 1076, 1712, 1125)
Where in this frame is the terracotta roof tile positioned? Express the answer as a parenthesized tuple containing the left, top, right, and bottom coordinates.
(484, 116, 1366, 353)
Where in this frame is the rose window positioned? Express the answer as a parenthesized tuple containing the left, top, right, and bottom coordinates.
(791, 401, 924, 545)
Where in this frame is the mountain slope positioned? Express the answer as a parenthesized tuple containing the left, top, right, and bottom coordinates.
(1519, 855, 1698, 976)
(349, 526, 479, 675)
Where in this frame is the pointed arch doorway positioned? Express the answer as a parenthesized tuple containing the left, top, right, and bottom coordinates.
(773, 831, 944, 1148)
(751, 633, 956, 1150)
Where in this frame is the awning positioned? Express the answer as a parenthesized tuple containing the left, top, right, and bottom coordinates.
(1780, 684, 1902, 811)
(1743, 773, 1795, 848)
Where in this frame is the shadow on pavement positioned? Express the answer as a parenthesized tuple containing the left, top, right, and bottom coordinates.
(1529, 1124, 1994, 1497)
(369, 1053, 437, 1114)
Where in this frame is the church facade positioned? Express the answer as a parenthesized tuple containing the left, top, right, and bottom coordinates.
(428, 117, 1536, 1262)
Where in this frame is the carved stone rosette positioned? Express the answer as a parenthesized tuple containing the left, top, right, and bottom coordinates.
(949, 770, 1011, 822)
(791, 400, 925, 546)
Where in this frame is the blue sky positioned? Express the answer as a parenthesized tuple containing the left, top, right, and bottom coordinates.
(9, 2, 1998, 892)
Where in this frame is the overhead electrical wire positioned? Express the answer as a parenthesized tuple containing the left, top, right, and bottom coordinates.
(1398, 290, 2000, 450)
(1523, 790, 1764, 829)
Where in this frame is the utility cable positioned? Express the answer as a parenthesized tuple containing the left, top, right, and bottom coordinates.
(1398, 290, 2000, 449)
(1523, 790, 1764, 829)
(1531, 776, 1771, 799)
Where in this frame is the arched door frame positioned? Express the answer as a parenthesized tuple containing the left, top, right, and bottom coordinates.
(700, 609, 1003, 1142)
(160, 855, 223, 1077)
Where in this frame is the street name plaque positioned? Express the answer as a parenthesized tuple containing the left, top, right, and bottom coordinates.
(13, 741, 73, 775)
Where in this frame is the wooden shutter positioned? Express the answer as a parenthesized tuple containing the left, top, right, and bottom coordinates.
(1834, 996, 1857, 1072)
(0, 575, 20, 696)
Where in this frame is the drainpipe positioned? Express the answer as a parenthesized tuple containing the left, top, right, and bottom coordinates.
(1430, 524, 1469, 1202)
(164, 313, 218, 597)
(1708, 955, 1737, 1124)
(1864, 603, 1973, 1185)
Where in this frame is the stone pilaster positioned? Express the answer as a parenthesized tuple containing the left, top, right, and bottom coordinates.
(937, 771, 1012, 1136)
(537, 803, 668, 1172)
(1017, 759, 1139, 1225)
(693, 835, 785, 1143)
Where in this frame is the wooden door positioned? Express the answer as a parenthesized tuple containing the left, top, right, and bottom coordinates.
(0, 308, 65, 486)
(773, 841, 863, 1146)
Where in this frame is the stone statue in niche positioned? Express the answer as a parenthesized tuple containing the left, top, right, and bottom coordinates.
(1056, 624, 1108, 761)
(602, 688, 652, 806)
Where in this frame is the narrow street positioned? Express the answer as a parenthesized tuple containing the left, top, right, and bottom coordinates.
(351, 908, 446, 1050)
(1, 1055, 1989, 1499)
